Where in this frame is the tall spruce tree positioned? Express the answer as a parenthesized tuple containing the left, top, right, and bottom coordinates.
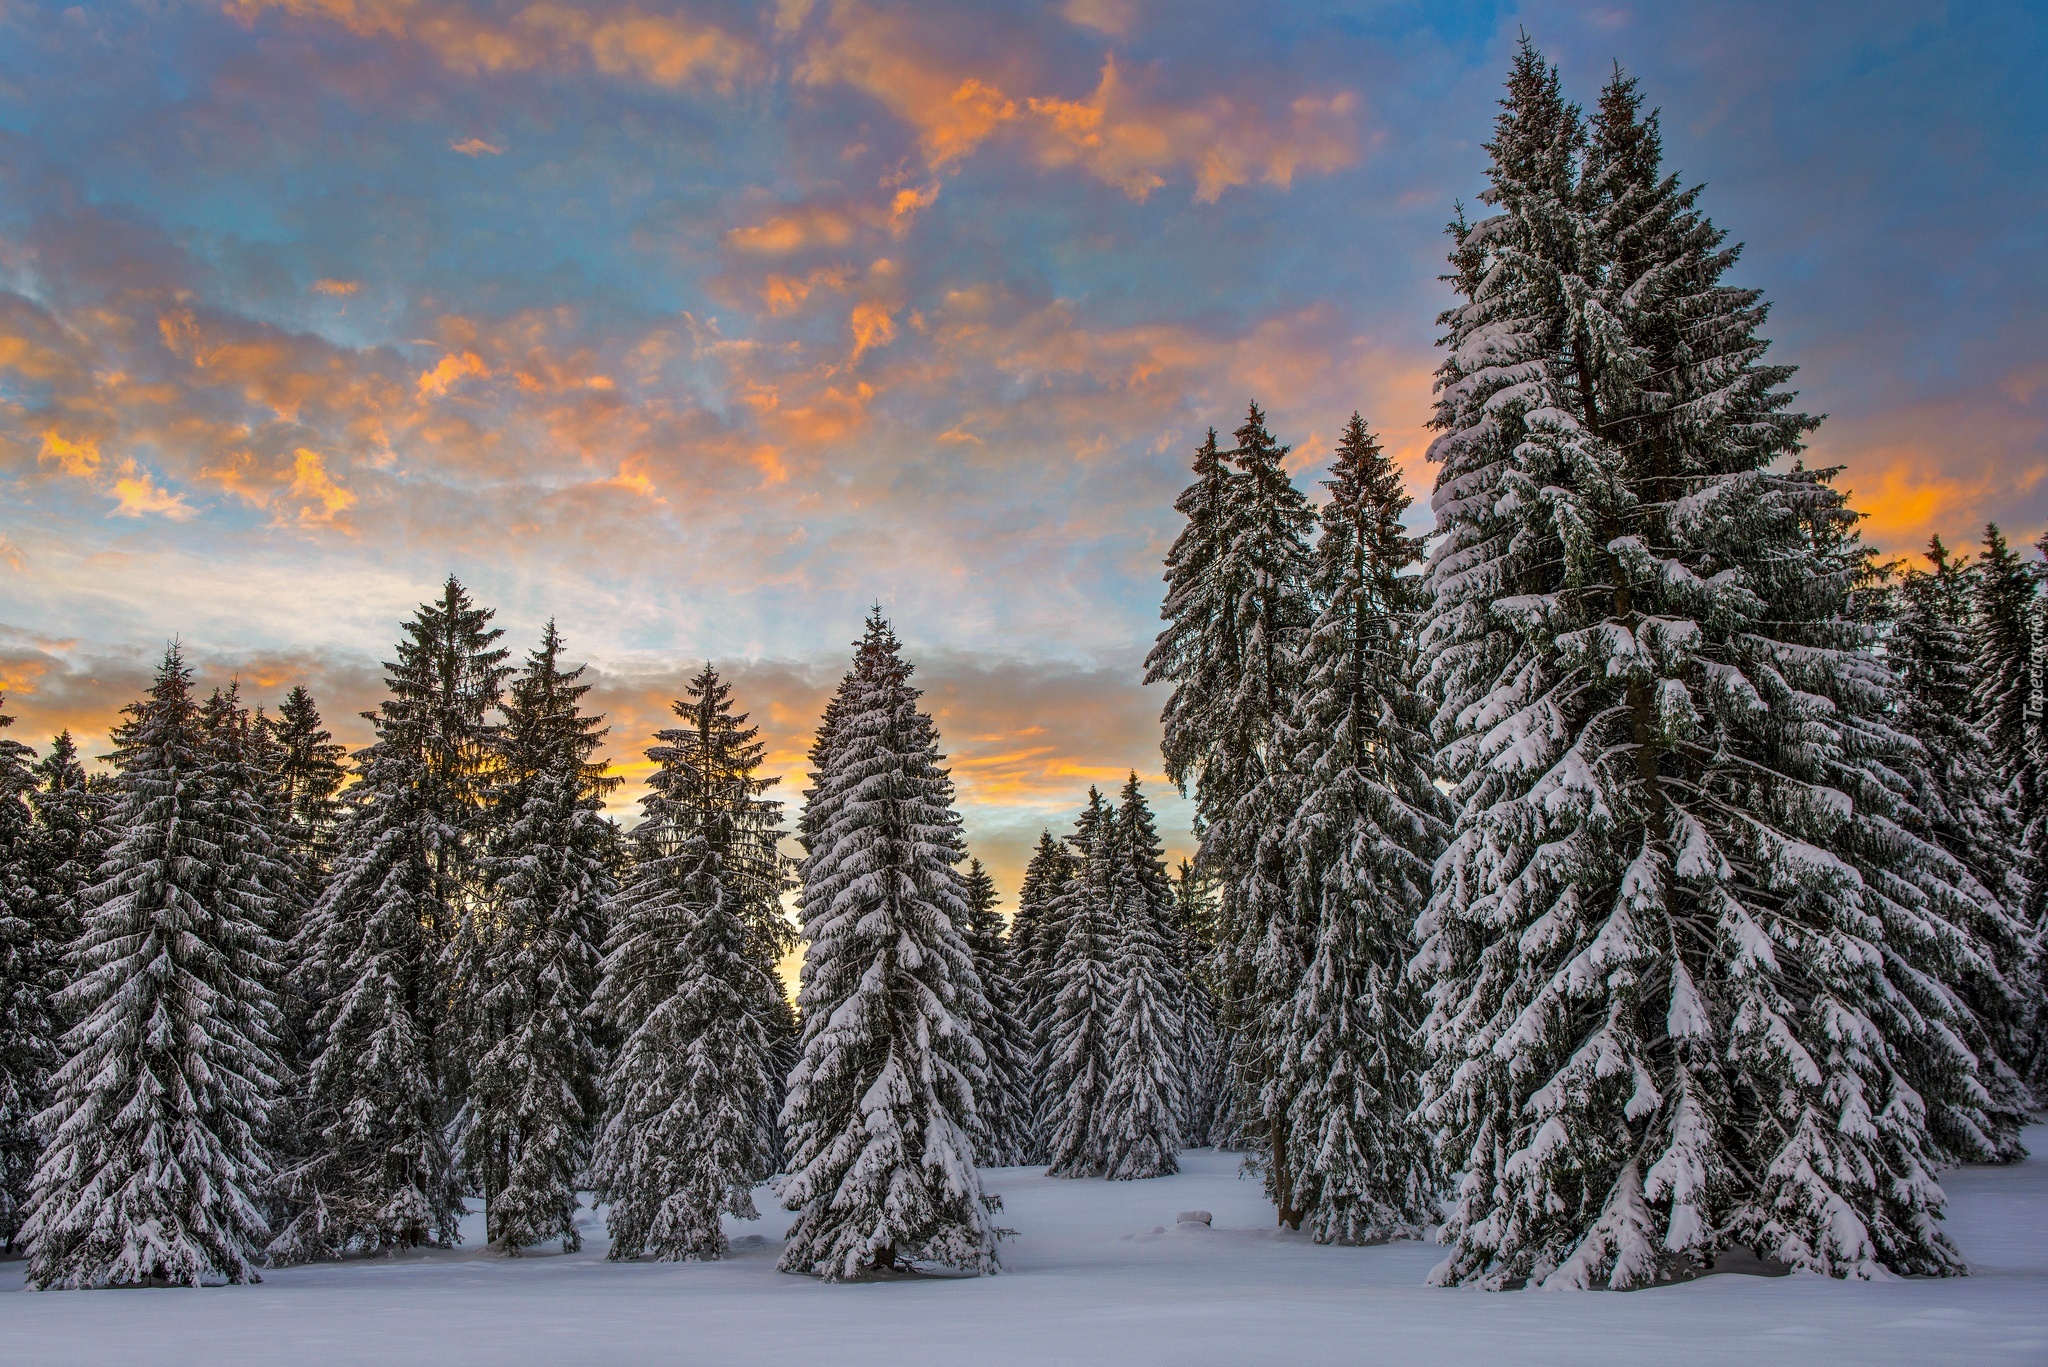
(1277, 414, 1449, 1243)
(1147, 428, 1237, 799)
(1968, 525, 2048, 1089)
(0, 698, 48, 1248)
(455, 624, 615, 1252)
(22, 648, 284, 1287)
(1009, 829, 1073, 1163)
(1415, 48, 2002, 1288)
(1169, 859, 1226, 1146)
(1888, 540, 2036, 1159)
(961, 858, 1036, 1167)
(1041, 790, 1119, 1178)
(253, 689, 344, 1224)
(270, 578, 506, 1261)
(1148, 403, 1316, 1216)
(593, 662, 786, 1261)
(1100, 776, 1185, 1180)
(778, 614, 998, 1279)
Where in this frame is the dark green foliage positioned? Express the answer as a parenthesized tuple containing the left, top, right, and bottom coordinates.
(594, 662, 784, 1262)
(459, 623, 616, 1252)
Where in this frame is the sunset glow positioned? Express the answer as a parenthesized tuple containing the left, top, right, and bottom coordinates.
(1, 1, 2041, 897)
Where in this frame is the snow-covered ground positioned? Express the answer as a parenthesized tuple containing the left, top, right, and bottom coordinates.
(6, 1125, 2046, 1366)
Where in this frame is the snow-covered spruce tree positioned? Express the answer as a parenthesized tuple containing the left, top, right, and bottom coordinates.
(1146, 428, 1237, 803)
(27, 732, 113, 955)
(1008, 829, 1073, 1163)
(1223, 406, 1321, 1217)
(266, 686, 346, 908)
(1967, 525, 2048, 1088)
(1100, 775, 1185, 1181)
(1886, 540, 2036, 1158)
(22, 647, 284, 1288)
(1416, 48, 1999, 1287)
(269, 578, 507, 1261)
(0, 698, 49, 1248)
(962, 858, 1037, 1167)
(1276, 414, 1450, 1243)
(252, 687, 345, 1221)
(1970, 525, 2035, 793)
(778, 614, 998, 1279)
(1145, 405, 1316, 1214)
(455, 623, 616, 1253)
(593, 662, 786, 1262)
(1170, 859, 1226, 1147)
(1041, 790, 1119, 1179)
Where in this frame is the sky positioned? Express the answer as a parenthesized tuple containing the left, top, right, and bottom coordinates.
(1, 0, 2043, 900)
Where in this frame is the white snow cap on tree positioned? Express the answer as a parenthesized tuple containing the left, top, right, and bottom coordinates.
(777, 611, 999, 1280)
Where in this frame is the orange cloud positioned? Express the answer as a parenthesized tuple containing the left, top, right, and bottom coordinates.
(38, 431, 102, 478)
(582, 10, 754, 89)
(727, 207, 860, 255)
(311, 278, 361, 295)
(792, 7, 1358, 200)
(887, 182, 941, 236)
(227, 1, 759, 89)
(108, 462, 194, 520)
(287, 448, 358, 525)
(417, 349, 491, 397)
(449, 137, 504, 156)
(795, 10, 1020, 168)
(848, 299, 897, 362)
(1028, 57, 1360, 201)
(760, 267, 853, 315)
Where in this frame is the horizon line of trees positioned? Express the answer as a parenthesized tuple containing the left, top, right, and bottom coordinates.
(0, 584, 1222, 1287)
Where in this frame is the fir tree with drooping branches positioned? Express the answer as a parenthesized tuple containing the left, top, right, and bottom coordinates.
(1276, 413, 1449, 1243)
(1169, 858, 1226, 1147)
(593, 662, 786, 1262)
(1100, 775, 1185, 1181)
(456, 622, 616, 1253)
(266, 686, 347, 906)
(1148, 402, 1317, 1218)
(1971, 525, 2035, 794)
(1008, 829, 1072, 1163)
(1415, 48, 2000, 1288)
(1968, 525, 2048, 1088)
(1040, 789, 1118, 1179)
(961, 858, 1036, 1167)
(27, 732, 113, 956)
(269, 577, 507, 1261)
(778, 613, 998, 1280)
(0, 698, 49, 1248)
(1886, 538, 2036, 1159)
(22, 648, 285, 1288)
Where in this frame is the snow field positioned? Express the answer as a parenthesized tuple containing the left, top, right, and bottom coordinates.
(5, 1128, 2045, 1366)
